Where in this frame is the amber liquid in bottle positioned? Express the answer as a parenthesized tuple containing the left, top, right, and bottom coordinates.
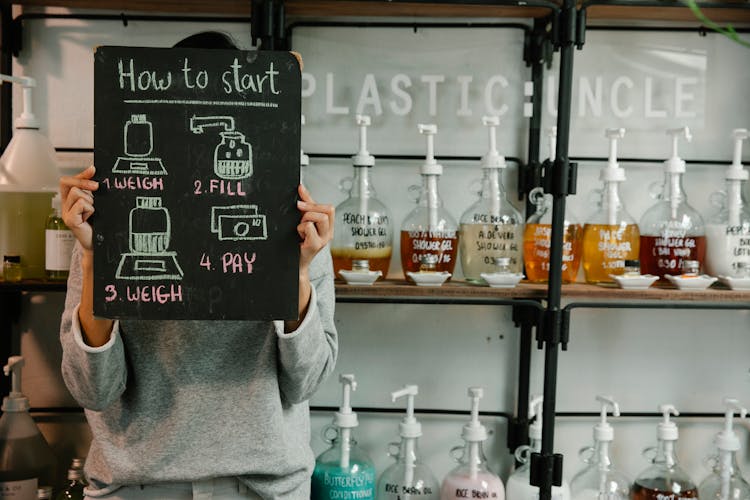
(582, 223, 640, 283)
(331, 248, 392, 279)
(639, 235, 706, 279)
(523, 223, 584, 283)
(632, 480, 699, 500)
(400, 230, 458, 276)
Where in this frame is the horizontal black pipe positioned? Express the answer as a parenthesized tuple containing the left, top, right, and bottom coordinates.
(582, 0, 750, 10)
(565, 301, 750, 312)
(337, 297, 546, 309)
(14, 12, 251, 25)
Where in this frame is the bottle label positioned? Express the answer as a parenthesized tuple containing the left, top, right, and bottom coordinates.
(46, 229, 76, 271)
(312, 465, 376, 500)
(0, 478, 38, 499)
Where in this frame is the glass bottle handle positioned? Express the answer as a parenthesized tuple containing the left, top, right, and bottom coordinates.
(387, 441, 400, 459)
(408, 184, 422, 202)
(648, 182, 663, 201)
(578, 445, 595, 465)
(449, 445, 464, 463)
(339, 176, 353, 194)
(709, 190, 727, 211)
(642, 446, 657, 461)
(703, 453, 718, 471)
(514, 444, 532, 464)
(321, 424, 339, 445)
(468, 177, 482, 197)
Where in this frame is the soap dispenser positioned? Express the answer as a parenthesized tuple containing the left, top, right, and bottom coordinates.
(459, 116, 524, 282)
(632, 405, 698, 500)
(331, 115, 393, 279)
(569, 396, 631, 500)
(582, 128, 640, 283)
(440, 387, 505, 500)
(506, 396, 571, 500)
(400, 125, 459, 279)
(312, 374, 376, 500)
(0, 356, 58, 495)
(524, 127, 583, 283)
(705, 130, 750, 278)
(377, 385, 439, 500)
(0, 74, 59, 280)
(698, 398, 750, 500)
(639, 128, 706, 279)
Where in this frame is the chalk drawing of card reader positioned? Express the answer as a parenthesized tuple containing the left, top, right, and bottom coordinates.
(211, 205, 268, 241)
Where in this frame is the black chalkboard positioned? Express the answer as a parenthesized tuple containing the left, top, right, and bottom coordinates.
(93, 46, 300, 320)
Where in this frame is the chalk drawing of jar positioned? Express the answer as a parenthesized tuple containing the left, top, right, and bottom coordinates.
(124, 114, 154, 158)
(190, 115, 253, 180)
(130, 196, 171, 254)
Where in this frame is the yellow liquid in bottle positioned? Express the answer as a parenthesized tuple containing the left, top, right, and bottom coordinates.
(331, 246, 392, 280)
(523, 223, 583, 283)
(582, 223, 640, 283)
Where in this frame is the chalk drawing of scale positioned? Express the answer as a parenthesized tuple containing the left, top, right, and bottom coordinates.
(113, 114, 167, 175)
(190, 115, 253, 180)
(116, 196, 184, 280)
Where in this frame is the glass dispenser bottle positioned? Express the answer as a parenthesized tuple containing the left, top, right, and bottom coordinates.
(582, 128, 640, 283)
(377, 385, 439, 500)
(459, 116, 523, 282)
(506, 396, 571, 500)
(639, 127, 706, 279)
(440, 387, 505, 500)
(698, 398, 750, 500)
(524, 127, 583, 283)
(312, 374, 376, 500)
(400, 124, 458, 279)
(705, 129, 750, 278)
(570, 396, 631, 500)
(632, 405, 698, 500)
(332, 115, 393, 279)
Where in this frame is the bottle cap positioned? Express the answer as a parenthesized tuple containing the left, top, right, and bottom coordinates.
(334, 374, 359, 429)
(624, 259, 640, 268)
(493, 257, 511, 267)
(2, 356, 29, 412)
(67, 468, 83, 481)
(657, 404, 679, 441)
(600, 128, 626, 182)
(352, 115, 375, 167)
(351, 259, 370, 272)
(418, 124, 443, 176)
(480, 116, 506, 169)
(52, 192, 62, 211)
(462, 387, 488, 442)
(725, 129, 749, 181)
(594, 395, 620, 442)
(528, 395, 544, 440)
(392, 385, 421, 438)
(663, 127, 691, 174)
(300, 114, 309, 167)
(715, 397, 746, 451)
(0, 74, 39, 129)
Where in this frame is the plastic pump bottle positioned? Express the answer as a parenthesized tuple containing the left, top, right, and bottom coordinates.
(639, 128, 706, 279)
(400, 125, 459, 279)
(698, 398, 750, 500)
(632, 405, 698, 500)
(459, 117, 524, 281)
(312, 374, 376, 500)
(506, 396, 571, 500)
(441, 387, 505, 500)
(582, 128, 640, 283)
(705, 130, 750, 278)
(524, 127, 583, 283)
(0, 356, 58, 496)
(377, 385, 439, 500)
(331, 115, 393, 279)
(570, 396, 631, 500)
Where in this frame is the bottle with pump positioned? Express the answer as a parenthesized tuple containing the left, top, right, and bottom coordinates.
(440, 387, 505, 500)
(639, 128, 706, 279)
(506, 396, 571, 500)
(45, 193, 75, 281)
(632, 405, 698, 500)
(582, 128, 640, 283)
(312, 375, 375, 500)
(0, 356, 58, 497)
(459, 117, 523, 281)
(331, 115, 393, 279)
(401, 125, 459, 279)
(524, 127, 583, 283)
(377, 385, 439, 500)
(55, 466, 85, 500)
(698, 398, 750, 500)
(705, 130, 750, 278)
(0, 74, 60, 280)
(570, 396, 631, 500)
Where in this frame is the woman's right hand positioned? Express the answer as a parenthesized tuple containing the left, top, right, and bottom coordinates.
(59, 165, 99, 251)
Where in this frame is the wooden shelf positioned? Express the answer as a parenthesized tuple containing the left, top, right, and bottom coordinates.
(585, 3, 750, 23)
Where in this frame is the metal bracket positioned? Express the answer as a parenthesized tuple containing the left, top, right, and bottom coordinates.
(507, 416, 530, 456)
(551, 4, 586, 51)
(523, 18, 554, 69)
(542, 158, 578, 197)
(530, 451, 564, 489)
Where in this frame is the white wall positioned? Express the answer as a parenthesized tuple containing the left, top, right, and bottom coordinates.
(8, 6, 750, 493)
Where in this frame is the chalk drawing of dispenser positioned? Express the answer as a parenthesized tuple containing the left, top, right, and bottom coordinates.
(190, 115, 253, 180)
(113, 114, 167, 175)
(116, 196, 184, 280)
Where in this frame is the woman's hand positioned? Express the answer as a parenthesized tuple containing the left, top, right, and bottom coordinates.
(59, 165, 99, 252)
(296, 184, 334, 275)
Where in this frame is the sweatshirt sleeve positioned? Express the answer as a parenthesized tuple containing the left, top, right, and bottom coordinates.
(59, 244, 128, 411)
(275, 247, 338, 404)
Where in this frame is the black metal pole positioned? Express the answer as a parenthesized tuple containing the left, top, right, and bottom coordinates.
(0, 0, 12, 150)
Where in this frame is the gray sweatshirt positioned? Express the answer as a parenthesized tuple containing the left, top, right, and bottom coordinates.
(60, 244, 338, 499)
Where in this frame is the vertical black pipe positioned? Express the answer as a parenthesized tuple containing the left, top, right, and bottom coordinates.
(0, 0, 12, 150)
(514, 320, 533, 467)
(524, 20, 547, 216)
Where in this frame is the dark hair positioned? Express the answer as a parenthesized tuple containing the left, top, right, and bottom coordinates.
(173, 31, 238, 50)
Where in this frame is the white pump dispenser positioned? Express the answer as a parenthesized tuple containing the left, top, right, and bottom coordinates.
(480, 116, 506, 217)
(377, 385, 439, 500)
(698, 398, 750, 500)
(335, 374, 358, 468)
(419, 124, 443, 230)
(570, 396, 631, 500)
(601, 129, 626, 226)
(663, 128, 692, 219)
(353, 115, 375, 216)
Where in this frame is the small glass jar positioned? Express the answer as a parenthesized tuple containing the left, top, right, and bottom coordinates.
(681, 259, 700, 277)
(419, 254, 438, 273)
(734, 261, 750, 278)
(351, 259, 370, 272)
(492, 256, 512, 274)
(3, 255, 22, 282)
(623, 259, 641, 277)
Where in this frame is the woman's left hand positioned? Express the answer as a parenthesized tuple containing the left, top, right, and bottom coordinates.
(296, 184, 334, 275)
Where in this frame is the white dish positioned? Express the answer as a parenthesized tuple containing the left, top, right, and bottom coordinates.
(338, 269, 382, 286)
(480, 272, 524, 289)
(664, 274, 718, 290)
(717, 275, 750, 290)
(406, 271, 451, 287)
(610, 274, 659, 290)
